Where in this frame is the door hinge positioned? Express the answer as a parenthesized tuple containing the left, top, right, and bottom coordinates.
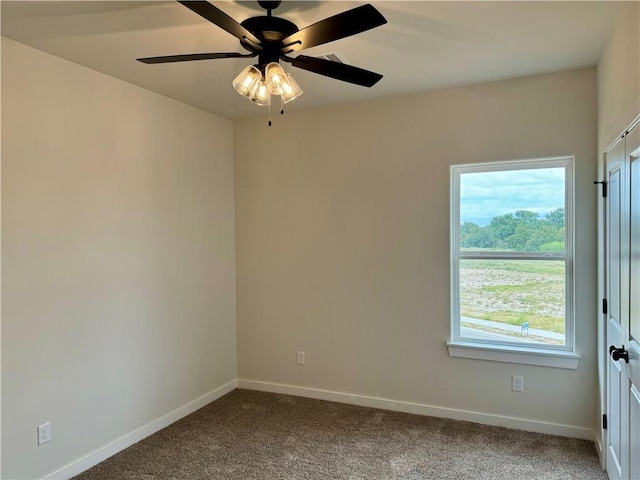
(602, 414, 607, 430)
(603, 298, 608, 315)
(594, 180, 607, 197)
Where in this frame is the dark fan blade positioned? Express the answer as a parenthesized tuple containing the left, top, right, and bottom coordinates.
(137, 52, 256, 64)
(178, 1, 261, 46)
(288, 55, 382, 87)
(281, 4, 386, 53)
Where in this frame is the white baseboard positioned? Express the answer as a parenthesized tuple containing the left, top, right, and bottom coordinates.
(238, 379, 597, 441)
(593, 428, 605, 465)
(43, 379, 237, 480)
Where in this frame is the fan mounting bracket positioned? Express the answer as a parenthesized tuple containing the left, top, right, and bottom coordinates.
(258, 1, 281, 12)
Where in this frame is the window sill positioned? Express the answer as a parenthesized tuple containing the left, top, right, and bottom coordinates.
(446, 341, 581, 369)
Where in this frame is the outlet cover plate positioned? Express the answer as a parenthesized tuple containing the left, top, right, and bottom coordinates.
(512, 375, 524, 392)
(38, 422, 51, 445)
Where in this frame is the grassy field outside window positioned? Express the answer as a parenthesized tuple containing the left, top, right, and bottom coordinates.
(460, 259, 565, 345)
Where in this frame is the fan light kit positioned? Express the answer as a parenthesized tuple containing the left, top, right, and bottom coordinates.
(232, 62, 302, 107)
(137, 0, 387, 125)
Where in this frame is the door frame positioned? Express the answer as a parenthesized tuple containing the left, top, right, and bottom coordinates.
(598, 113, 640, 470)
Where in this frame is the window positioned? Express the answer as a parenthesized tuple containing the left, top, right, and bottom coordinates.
(448, 157, 580, 369)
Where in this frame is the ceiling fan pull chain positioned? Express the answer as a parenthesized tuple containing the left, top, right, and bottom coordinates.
(280, 96, 285, 115)
(268, 103, 272, 127)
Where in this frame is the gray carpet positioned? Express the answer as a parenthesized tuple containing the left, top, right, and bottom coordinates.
(72, 389, 607, 479)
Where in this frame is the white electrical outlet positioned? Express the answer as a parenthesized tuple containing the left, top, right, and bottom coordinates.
(512, 375, 524, 392)
(37, 422, 51, 445)
(296, 351, 305, 365)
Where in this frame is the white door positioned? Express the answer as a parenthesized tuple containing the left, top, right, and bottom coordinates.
(605, 122, 640, 480)
(605, 136, 628, 480)
(626, 125, 640, 480)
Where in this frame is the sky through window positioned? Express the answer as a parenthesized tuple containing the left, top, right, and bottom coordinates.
(460, 167, 565, 226)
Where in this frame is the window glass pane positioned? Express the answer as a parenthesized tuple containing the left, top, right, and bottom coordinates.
(459, 259, 566, 346)
(460, 167, 565, 252)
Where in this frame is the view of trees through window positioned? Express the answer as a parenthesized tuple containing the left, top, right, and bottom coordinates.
(456, 164, 568, 346)
(461, 207, 565, 252)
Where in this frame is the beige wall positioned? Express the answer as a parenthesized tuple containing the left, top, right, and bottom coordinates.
(1, 38, 237, 479)
(597, 1, 640, 152)
(235, 68, 598, 431)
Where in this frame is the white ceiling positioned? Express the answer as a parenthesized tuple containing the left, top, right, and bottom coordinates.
(1, 1, 621, 120)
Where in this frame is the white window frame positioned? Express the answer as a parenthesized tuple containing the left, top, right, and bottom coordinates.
(447, 157, 581, 369)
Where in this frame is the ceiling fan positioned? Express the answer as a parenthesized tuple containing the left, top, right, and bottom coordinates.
(137, 1, 387, 108)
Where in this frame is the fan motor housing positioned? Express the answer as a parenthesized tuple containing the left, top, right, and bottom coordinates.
(241, 16, 298, 43)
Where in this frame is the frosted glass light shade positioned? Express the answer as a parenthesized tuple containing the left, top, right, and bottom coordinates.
(232, 65, 261, 97)
(281, 73, 303, 104)
(265, 62, 288, 95)
(250, 80, 271, 106)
